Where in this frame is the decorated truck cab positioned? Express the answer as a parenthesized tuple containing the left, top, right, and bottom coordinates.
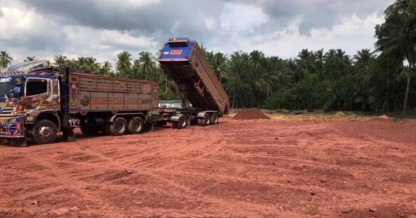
(0, 61, 63, 145)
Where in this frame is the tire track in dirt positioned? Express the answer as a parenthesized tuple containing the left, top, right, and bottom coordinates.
(45, 132, 241, 216)
(67, 126, 296, 216)
(6, 150, 130, 216)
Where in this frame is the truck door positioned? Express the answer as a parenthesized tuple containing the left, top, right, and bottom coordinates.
(24, 78, 60, 110)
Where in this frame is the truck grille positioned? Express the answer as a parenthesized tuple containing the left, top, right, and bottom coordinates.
(0, 107, 12, 114)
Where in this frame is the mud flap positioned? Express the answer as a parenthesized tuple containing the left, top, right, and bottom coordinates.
(145, 122, 154, 132)
(62, 127, 75, 142)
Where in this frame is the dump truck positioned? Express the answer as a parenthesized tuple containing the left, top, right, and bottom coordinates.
(0, 38, 229, 146)
(156, 38, 230, 128)
(0, 60, 158, 146)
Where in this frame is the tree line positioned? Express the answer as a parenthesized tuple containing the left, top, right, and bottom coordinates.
(1, 0, 415, 113)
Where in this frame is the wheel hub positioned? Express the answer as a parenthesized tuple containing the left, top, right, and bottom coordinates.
(39, 126, 51, 138)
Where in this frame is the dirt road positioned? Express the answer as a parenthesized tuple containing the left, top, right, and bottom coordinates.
(1, 116, 415, 217)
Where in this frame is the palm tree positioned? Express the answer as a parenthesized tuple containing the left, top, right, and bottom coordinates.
(353, 49, 377, 110)
(0, 51, 13, 70)
(227, 51, 247, 108)
(210, 52, 229, 82)
(116, 51, 132, 77)
(138, 51, 155, 80)
(324, 49, 352, 110)
(83, 57, 100, 73)
(54, 55, 67, 68)
(375, 0, 416, 113)
(314, 49, 325, 75)
(296, 49, 316, 79)
(24, 56, 36, 62)
(100, 61, 113, 76)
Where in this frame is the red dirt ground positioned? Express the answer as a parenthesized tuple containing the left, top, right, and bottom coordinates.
(233, 109, 270, 120)
(1, 117, 416, 217)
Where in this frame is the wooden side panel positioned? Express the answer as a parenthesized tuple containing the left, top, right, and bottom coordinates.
(109, 93, 124, 110)
(90, 92, 108, 110)
(124, 93, 139, 110)
(68, 72, 158, 113)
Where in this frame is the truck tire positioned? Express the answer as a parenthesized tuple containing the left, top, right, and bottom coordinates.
(199, 113, 211, 126)
(128, 117, 144, 134)
(110, 117, 127, 136)
(32, 119, 58, 144)
(210, 113, 219, 124)
(177, 115, 187, 129)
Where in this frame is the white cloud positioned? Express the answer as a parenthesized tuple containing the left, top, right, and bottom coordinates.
(220, 2, 269, 31)
(204, 16, 217, 30)
(0, 4, 54, 40)
(212, 12, 384, 58)
(62, 25, 159, 61)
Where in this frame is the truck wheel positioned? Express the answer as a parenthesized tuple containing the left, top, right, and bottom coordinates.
(110, 117, 127, 136)
(128, 117, 144, 134)
(32, 119, 58, 144)
(201, 113, 211, 126)
(177, 115, 187, 129)
(210, 113, 219, 124)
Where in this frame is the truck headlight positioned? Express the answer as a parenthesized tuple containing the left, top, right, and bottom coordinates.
(17, 105, 25, 111)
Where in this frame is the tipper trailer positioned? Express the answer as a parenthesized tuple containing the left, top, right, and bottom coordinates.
(156, 38, 230, 128)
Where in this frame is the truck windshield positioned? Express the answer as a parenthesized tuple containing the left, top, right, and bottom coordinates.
(0, 77, 12, 100)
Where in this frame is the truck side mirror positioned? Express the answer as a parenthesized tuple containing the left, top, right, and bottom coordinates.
(10, 86, 21, 98)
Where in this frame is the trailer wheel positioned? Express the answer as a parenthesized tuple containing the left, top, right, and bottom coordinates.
(128, 117, 144, 134)
(210, 113, 219, 124)
(177, 115, 187, 129)
(32, 119, 58, 144)
(200, 113, 211, 126)
(110, 117, 127, 136)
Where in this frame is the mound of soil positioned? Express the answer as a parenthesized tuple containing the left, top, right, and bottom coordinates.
(233, 109, 270, 120)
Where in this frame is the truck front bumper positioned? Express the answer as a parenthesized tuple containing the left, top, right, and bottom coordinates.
(0, 116, 25, 138)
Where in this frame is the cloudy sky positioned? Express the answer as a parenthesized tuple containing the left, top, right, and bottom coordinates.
(0, 0, 394, 64)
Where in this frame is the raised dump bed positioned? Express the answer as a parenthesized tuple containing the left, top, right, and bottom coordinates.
(158, 38, 229, 115)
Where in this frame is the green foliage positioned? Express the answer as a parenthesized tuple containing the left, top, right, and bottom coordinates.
(24, 56, 36, 62)
(265, 92, 286, 109)
(0, 51, 13, 70)
(375, 0, 416, 113)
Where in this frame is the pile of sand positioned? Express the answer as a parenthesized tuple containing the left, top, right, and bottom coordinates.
(233, 109, 270, 120)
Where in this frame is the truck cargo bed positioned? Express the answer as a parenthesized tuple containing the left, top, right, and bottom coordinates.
(68, 71, 159, 113)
